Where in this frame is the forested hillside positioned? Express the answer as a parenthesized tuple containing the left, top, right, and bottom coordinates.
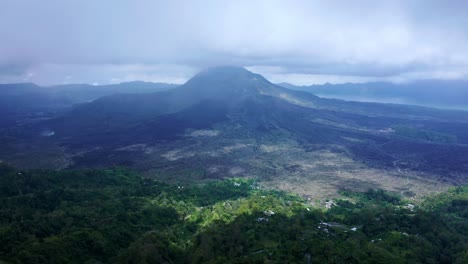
(0, 164, 466, 263)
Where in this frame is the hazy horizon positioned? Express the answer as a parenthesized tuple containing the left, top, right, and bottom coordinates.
(3, 66, 468, 87)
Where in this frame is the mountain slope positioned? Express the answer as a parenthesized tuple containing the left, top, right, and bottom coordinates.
(45, 66, 320, 136)
(45, 66, 468, 144)
(2, 66, 468, 198)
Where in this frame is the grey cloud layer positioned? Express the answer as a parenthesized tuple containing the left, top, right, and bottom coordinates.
(1, 0, 468, 84)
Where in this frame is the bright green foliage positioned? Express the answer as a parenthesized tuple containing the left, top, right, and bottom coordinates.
(0, 163, 466, 263)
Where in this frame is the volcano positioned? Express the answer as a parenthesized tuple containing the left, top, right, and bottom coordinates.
(3, 66, 468, 197)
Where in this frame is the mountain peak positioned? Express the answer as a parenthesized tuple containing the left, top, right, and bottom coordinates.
(181, 65, 274, 98)
(196, 65, 251, 76)
(189, 66, 265, 83)
(172, 66, 318, 108)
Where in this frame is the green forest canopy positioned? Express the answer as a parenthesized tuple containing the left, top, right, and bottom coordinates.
(0, 163, 466, 263)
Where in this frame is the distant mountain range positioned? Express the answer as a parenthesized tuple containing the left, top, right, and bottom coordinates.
(1, 66, 467, 198)
(277, 80, 468, 110)
(0, 81, 177, 108)
(0, 81, 177, 128)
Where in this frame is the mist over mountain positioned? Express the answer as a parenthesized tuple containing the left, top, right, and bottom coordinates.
(279, 80, 468, 110)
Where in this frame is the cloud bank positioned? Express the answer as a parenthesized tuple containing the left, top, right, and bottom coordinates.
(1, 0, 468, 85)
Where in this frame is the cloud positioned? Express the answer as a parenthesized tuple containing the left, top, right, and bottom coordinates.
(2, 63, 196, 86)
(1, 0, 468, 84)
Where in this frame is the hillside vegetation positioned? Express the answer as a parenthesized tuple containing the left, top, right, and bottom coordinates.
(0, 164, 466, 263)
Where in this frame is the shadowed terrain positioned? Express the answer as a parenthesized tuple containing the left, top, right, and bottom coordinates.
(1, 66, 467, 198)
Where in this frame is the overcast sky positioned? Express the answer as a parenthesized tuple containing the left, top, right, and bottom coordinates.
(1, 0, 468, 85)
